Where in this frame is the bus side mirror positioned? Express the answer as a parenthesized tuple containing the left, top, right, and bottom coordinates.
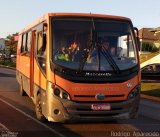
(134, 27, 140, 51)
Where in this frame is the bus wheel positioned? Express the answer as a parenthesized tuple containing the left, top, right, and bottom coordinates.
(20, 83, 26, 96)
(35, 94, 46, 122)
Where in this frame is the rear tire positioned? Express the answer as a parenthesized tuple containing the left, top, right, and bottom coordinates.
(35, 93, 46, 122)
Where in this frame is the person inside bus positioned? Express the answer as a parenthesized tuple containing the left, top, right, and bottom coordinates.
(101, 41, 116, 56)
(68, 42, 81, 61)
(55, 46, 69, 61)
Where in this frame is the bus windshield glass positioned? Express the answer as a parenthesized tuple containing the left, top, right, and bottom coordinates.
(52, 17, 138, 72)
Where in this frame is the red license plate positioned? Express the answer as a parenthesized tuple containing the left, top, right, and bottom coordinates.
(91, 104, 111, 111)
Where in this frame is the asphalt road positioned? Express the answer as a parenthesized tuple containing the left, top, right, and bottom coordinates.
(0, 67, 160, 137)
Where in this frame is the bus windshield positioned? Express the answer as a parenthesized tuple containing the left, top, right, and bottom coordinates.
(52, 17, 138, 72)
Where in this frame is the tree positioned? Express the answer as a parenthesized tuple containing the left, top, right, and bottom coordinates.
(0, 48, 5, 54)
(141, 42, 159, 52)
(5, 33, 18, 56)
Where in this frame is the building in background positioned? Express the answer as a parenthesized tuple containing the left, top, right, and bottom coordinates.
(151, 27, 160, 34)
(0, 38, 6, 58)
(139, 28, 160, 53)
(0, 38, 5, 50)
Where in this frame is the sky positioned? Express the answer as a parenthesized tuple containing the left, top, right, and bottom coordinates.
(0, 0, 160, 38)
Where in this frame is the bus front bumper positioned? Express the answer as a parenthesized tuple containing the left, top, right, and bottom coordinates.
(47, 95, 140, 122)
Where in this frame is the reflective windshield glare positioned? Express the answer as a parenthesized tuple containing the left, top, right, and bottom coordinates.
(52, 18, 137, 72)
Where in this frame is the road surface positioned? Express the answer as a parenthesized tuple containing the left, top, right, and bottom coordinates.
(0, 67, 160, 137)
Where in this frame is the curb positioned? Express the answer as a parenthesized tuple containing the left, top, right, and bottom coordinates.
(141, 94, 160, 102)
(0, 65, 16, 70)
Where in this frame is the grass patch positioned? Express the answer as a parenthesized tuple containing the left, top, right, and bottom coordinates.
(0, 60, 16, 68)
(140, 52, 159, 63)
(141, 82, 160, 97)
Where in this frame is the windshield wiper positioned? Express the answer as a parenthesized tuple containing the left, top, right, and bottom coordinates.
(101, 45, 120, 74)
(78, 18, 96, 73)
(78, 41, 94, 72)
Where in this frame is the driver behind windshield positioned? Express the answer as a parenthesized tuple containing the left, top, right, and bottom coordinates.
(87, 40, 116, 63)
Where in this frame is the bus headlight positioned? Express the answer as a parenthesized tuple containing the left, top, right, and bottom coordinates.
(62, 91, 70, 100)
(54, 88, 61, 96)
(128, 85, 140, 100)
(54, 88, 70, 100)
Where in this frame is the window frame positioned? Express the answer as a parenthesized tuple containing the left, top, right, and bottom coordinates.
(20, 31, 32, 56)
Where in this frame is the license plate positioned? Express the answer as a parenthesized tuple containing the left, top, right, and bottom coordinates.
(91, 104, 111, 111)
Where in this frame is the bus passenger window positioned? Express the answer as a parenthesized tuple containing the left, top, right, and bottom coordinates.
(21, 34, 27, 53)
(36, 31, 46, 75)
(37, 31, 46, 56)
(26, 31, 31, 53)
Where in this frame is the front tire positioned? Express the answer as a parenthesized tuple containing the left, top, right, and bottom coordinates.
(35, 94, 46, 122)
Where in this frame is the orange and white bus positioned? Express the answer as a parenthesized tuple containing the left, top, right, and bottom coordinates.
(16, 13, 140, 122)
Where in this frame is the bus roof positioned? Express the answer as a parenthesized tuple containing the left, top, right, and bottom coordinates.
(48, 12, 131, 21)
(19, 12, 131, 34)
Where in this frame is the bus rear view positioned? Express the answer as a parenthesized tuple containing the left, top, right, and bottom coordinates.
(17, 13, 140, 122)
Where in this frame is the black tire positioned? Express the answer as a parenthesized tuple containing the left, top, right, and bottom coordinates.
(35, 94, 46, 122)
(19, 83, 27, 96)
